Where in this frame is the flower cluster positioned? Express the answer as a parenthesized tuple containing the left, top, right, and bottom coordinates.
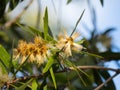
(14, 32, 85, 65)
(13, 36, 49, 65)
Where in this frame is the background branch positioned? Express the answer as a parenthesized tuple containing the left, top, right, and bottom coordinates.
(4, 0, 33, 28)
(98, 52, 120, 61)
(94, 73, 118, 90)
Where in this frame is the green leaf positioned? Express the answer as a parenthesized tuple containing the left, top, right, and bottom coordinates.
(0, 45, 10, 72)
(44, 7, 49, 40)
(67, 0, 72, 4)
(43, 85, 47, 90)
(50, 67, 57, 89)
(17, 23, 35, 36)
(80, 51, 103, 59)
(70, 9, 85, 37)
(43, 56, 54, 73)
(64, 60, 88, 86)
(100, 0, 104, 6)
(76, 39, 85, 44)
(32, 79, 38, 90)
(16, 78, 33, 90)
(0, 62, 8, 74)
(28, 26, 43, 37)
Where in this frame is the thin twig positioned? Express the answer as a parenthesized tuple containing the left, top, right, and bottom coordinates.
(6, 74, 44, 86)
(4, 0, 33, 28)
(94, 73, 118, 90)
(68, 66, 120, 73)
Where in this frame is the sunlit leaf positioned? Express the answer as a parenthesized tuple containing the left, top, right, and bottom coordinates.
(32, 79, 38, 90)
(16, 78, 33, 90)
(43, 85, 47, 90)
(0, 63, 7, 74)
(44, 7, 48, 40)
(0, 45, 10, 72)
(43, 56, 54, 73)
(50, 67, 57, 89)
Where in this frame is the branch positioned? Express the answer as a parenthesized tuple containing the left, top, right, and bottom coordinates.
(6, 73, 44, 86)
(94, 73, 118, 90)
(6, 65, 120, 86)
(99, 52, 120, 61)
(2, 0, 33, 29)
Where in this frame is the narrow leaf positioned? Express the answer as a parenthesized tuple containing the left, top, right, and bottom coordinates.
(50, 67, 57, 89)
(32, 79, 38, 90)
(103, 28, 115, 35)
(67, 0, 72, 4)
(16, 78, 33, 90)
(100, 0, 104, 6)
(43, 85, 47, 90)
(0, 63, 6, 74)
(17, 23, 35, 36)
(44, 7, 49, 40)
(70, 9, 85, 37)
(64, 60, 87, 86)
(28, 26, 43, 37)
(43, 56, 54, 73)
(0, 45, 10, 72)
(14, 55, 30, 76)
(81, 51, 103, 59)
